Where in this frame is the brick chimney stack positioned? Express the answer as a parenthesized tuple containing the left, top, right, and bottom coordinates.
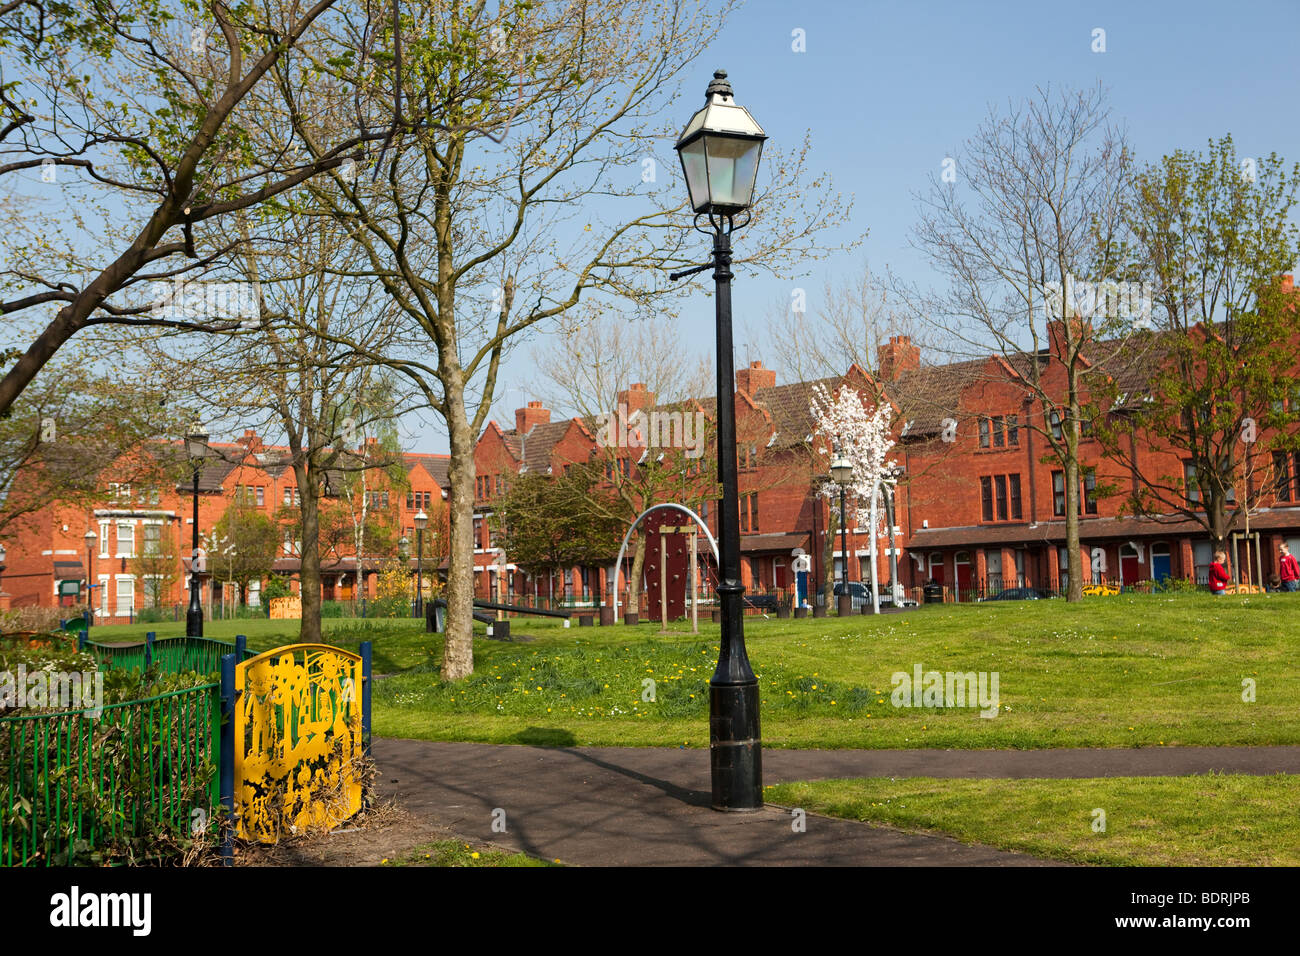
(617, 383, 657, 419)
(515, 400, 551, 434)
(735, 360, 776, 395)
(1282, 273, 1295, 295)
(877, 335, 920, 380)
(238, 429, 264, 454)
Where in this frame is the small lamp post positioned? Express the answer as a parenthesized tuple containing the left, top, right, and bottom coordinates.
(84, 529, 97, 624)
(413, 509, 428, 618)
(185, 421, 208, 637)
(830, 452, 854, 615)
(397, 535, 408, 608)
(0, 542, 7, 610)
(673, 69, 766, 812)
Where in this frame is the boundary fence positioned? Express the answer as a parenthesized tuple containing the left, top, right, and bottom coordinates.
(1, 632, 370, 867)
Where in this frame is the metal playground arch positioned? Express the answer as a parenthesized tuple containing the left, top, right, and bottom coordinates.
(610, 503, 720, 619)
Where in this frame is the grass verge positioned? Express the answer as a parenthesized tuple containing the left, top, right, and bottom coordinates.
(765, 773, 1300, 865)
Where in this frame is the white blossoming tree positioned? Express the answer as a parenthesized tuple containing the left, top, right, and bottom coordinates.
(810, 383, 897, 608)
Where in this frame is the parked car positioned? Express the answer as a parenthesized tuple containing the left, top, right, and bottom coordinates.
(833, 581, 919, 609)
(979, 587, 1054, 602)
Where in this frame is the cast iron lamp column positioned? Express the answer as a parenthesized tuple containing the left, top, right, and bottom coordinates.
(673, 69, 767, 811)
(831, 453, 853, 614)
(185, 422, 208, 637)
(414, 509, 428, 618)
(84, 529, 97, 625)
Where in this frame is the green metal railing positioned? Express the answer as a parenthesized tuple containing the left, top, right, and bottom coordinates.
(82, 633, 256, 675)
(0, 683, 219, 867)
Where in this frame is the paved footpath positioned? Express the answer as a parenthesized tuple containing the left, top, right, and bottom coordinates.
(372, 740, 1300, 866)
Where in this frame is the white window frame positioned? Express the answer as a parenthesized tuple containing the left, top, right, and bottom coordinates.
(115, 521, 136, 558)
(98, 521, 109, 558)
(98, 574, 109, 617)
(115, 575, 135, 617)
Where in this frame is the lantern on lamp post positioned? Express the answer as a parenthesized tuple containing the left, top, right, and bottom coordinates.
(671, 69, 766, 812)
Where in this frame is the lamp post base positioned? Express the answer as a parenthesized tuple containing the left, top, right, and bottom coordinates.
(709, 681, 763, 811)
(186, 607, 203, 638)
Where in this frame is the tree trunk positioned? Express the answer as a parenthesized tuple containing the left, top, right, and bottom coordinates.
(822, 501, 836, 607)
(295, 461, 323, 644)
(442, 390, 476, 681)
(627, 534, 648, 615)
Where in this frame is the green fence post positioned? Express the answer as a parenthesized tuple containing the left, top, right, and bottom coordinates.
(219, 653, 236, 866)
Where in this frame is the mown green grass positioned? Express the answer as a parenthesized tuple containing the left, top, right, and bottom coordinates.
(380, 839, 557, 867)
(371, 593, 1300, 749)
(93, 594, 1300, 749)
(90, 616, 435, 673)
(765, 773, 1300, 865)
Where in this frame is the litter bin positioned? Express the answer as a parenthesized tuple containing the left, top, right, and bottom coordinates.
(924, 583, 944, 604)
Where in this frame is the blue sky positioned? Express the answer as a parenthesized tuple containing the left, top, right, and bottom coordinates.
(443, 0, 1300, 455)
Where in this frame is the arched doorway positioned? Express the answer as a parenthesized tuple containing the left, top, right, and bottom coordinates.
(954, 551, 972, 601)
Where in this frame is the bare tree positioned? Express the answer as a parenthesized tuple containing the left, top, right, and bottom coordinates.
(270, 0, 858, 678)
(893, 84, 1137, 601)
(760, 261, 925, 383)
(0, 0, 403, 415)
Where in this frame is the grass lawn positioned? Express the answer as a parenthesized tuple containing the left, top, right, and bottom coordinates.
(88, 616, 436, 673)
(764, 773, 1300, 865)
(90, 593, 1300, 750)
(379, 839, 557, 867)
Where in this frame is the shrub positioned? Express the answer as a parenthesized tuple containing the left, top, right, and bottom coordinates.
(1, 658, 219, 865)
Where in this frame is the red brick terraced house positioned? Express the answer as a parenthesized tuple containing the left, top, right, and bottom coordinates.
(0, 429, 450, 621)
(473, 304, 1300, 610)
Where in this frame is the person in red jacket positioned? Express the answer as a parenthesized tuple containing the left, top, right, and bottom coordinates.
(1279, 543, 1300, 592)
(1208, 551, 1230, 595)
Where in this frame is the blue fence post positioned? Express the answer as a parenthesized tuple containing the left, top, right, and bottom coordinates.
(145, 631, 155, 669)
(83, 609, 91, 631)
(219, 653, 236, 866)
(235, 634, 247, 661)
(77, 629, 86, 651)
(360, 641, 372, 758)
(360, 640, 372, 808)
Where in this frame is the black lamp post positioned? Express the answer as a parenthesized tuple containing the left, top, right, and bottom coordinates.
(84, 529, 97, 624)
(413, 509, 427, 618)
(831, 452, 853, 615)
(0, 543, 7, 609)
(673, 69, 766, 812)
(185, 421, 208, 637)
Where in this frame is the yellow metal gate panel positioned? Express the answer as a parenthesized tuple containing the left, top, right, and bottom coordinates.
(233, 643, 364, 842)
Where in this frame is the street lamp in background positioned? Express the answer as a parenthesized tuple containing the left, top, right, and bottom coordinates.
(672, 68, 766, 812)
(830, 451, 854, 615)
(0, 543, 7, 610)
(185, 421, 208, 637)
(881, 466, 905, 606)
(83, 529, 97, 625)
(413, 509, 428, 618)
(398, 535, 410, 611)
